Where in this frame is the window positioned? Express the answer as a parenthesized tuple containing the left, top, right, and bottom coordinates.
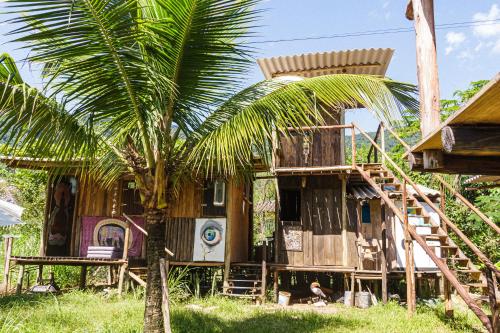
(122, 180, 144, 215)
(213, 180, 226, 206)
(202, 180, 226, 217)
(280, 189, 301, 221)
(361, 201, 371, 224)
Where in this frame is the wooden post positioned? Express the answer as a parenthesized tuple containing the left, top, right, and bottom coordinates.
(351, 125, 356, 168)
(261, 240, 267, 303)
(79, 265, 87, 290)
(403, 180, 416, 315)
(223, 182, 233, 293)
(407, 0, 441, 137)
(118, 222, 131, 295)
(341, 175, 348, 266)
(16, 265, 25, 295)
(273, 270, 279, 303)
(3, 236, 13, 294)
(381, 123, 386, 165)
(381, 204, 388, 304)
(350, 272, 356, 307)
(37, 265, 44, 284)
(159, 258, 172, 333)
(486, 268, 499, 333)
(439, 183, 453, 318)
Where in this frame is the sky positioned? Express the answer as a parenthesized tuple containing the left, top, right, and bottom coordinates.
(1, 0, 500, 131)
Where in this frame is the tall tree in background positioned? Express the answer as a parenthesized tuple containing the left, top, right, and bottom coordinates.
(0, 1, 417, 331)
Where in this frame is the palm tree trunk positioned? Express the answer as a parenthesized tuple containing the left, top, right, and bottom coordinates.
(143, 208, 166, 333)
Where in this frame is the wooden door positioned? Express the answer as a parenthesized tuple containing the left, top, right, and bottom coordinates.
(311, 189, 342, 265)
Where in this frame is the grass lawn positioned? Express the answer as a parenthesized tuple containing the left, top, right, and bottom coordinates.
(0, 291, 486, 333)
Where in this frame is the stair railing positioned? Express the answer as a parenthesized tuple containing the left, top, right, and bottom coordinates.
(354, 123, 499, 277)
(433, 175, 500, 235)
(352, 122, 497, 333)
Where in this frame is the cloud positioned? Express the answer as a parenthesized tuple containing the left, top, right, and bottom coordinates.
(382, 1, 390, 9)
(471, 4, 500, 54)
(473, 4, 500, 38)
(445, 31, 466, 55)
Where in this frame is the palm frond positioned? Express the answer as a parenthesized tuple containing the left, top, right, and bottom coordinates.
(184, 74, 418, 176)
(151, 0, 260, 134)
(4, 0, 169, 166)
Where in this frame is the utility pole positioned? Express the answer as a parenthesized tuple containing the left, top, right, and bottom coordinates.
(407, 0, 443, 171)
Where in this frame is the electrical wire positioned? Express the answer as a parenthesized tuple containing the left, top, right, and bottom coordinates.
(245, 18, 500, 44)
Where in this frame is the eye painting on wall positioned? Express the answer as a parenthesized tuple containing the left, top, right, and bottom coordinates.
(46, 177, 77, 257)
(193, 218, 226, 262)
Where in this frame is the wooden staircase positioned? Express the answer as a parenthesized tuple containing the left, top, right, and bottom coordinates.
(357, 162, 499, 332)
(221, 263, 264, 300)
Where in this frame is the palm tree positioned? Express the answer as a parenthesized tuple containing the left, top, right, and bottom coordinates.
(0, 0, 417, 331)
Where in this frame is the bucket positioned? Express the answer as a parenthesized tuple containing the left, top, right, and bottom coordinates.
(344, 291, 355, 307)
(357, 291, 372, 309)
(344, 291, 372, 308)
(278, 291, 291, 306)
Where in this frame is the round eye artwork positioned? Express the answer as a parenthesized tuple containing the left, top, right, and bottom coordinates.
(200, 220, 223, 247)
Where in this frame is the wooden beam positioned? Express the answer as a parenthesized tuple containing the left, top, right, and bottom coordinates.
(408, 152, 423, 171)
(3, 237, 13, 294)
(423, 149, 443, 170)
(159, 259, 172, 333)
(261, 241, 267, 303)
(128, 271, 147, 288)
(380, 204, 388, 304)
(341, 175, 348, 266)
(79, 265, 87, 290)
(16, 265, 25, 295)
(411, 0, 441, 136)
(442, 125, 500, 155)
(412, 154, 500, 175)
(403, 180, 416, 315)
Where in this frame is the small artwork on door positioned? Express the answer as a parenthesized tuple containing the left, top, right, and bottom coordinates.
(282, 224, 303, 251)
(46, 177, 77, 256)
(193, 218, 226, 262)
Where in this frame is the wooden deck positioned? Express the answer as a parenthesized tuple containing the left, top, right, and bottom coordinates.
(10, 256, 126, 266)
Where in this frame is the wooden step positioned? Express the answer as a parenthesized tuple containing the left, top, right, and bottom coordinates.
(227, 279, 262, 283)
(423, 234, 449, 242)
(454, 269, 482, 280)
(373, 176, 394, 182)
(225, 286, 261, 290)
(220, 293, 258, 298)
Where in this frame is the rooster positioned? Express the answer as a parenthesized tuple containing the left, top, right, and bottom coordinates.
(310, 282, 327, 300)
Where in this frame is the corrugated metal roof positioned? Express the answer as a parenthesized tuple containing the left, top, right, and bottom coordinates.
(257, 48, 394, 79)
(464, 175, 500, 184)
(349, 185, 381, 200)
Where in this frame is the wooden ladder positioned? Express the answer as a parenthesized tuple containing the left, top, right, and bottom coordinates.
(221, 263, 264, 300)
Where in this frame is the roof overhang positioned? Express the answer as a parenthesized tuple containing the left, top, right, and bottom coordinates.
(410, 73, 500, 155)
(0, 156, 83, 170)
(257, 48, 394, 79)
(407, 73, 500, 175)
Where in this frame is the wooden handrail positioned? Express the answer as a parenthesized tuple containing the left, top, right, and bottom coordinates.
(353, 123, 500, 278)
(367, 123, 382, 163)
(123, 213, 148, 236)
(355, 164, 493, 332)
(434, 175, 500, 235)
